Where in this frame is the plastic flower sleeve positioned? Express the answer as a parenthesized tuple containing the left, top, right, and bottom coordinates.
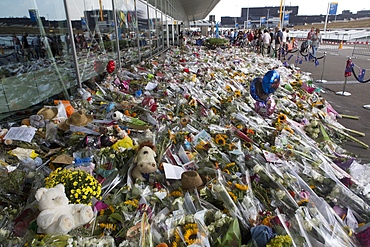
(211, 170, 248, 229)
(321, 162, 370, 222)
(302, 205, 358, 247)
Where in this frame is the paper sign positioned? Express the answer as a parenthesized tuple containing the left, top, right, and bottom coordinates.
(263, 150, 283, 163)
(163, 162, 185, 180)
(4, 127, 36, 143)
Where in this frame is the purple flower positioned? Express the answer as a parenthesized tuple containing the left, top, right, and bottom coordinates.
(94, 201, 109, 212)
(332, 205, 347, 218)
(299, 190, 310, 199)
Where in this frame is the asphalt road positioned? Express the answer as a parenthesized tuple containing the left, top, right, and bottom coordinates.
(292, 43, 370, 163)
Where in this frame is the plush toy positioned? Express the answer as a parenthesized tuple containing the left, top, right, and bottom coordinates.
(35, 184, 94, 235)
(29, 115, 46, 128)
(132, 142, 157, 181)
(112, 125, 134, 151)
(0, 129, 12, 145)
(112, 110, 124, 121)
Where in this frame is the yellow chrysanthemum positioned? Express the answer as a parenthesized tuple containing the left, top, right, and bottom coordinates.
(261, 215, 274, 228)
(235, 183, 249, 191)
(228, 191, 237, 201)
(45, 167, 101, 205)
(170, 190, 183, 197)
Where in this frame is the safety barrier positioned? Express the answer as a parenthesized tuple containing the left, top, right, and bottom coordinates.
(351, 38, 370, 57)
(335, 57, 370, 97)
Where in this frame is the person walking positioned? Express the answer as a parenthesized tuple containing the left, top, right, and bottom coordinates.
(307, 26, 315, 46)
(262, 29, 271, 57)
(274, 27, 283, 59)
(32, 35, 42, 59)
(21, 32, 31, 60)
(311, 28, 321, 59)
(282, 28, 288, 59)
(12, 34, 21, 54)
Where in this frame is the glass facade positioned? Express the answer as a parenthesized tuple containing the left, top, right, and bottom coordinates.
(0, 0, 185, 120)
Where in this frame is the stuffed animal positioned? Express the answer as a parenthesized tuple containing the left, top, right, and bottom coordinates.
(132, 142, 157, 181)
(29, 115, 46, 128)
(35, 184, 94, 235)
(112, 125, 134, 151)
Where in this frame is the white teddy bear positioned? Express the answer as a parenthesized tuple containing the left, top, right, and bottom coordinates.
(132, 142, 158, 181)
(35, 184, 94, 235)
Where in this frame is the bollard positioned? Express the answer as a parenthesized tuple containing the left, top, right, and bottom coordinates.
(336, 57, 352, 96)
(339, 40, 343, 50)
(316, 52, 327, 83)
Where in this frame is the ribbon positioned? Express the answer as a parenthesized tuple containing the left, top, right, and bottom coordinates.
(344, 59, 354, 77)
(358, 69, 366, 82)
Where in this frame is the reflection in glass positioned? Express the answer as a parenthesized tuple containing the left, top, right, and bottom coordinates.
(0, 0, 75, 118)
(116, 0, 139, 66)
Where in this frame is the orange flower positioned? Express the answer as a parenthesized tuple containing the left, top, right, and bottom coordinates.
(156, 244, 168, 247)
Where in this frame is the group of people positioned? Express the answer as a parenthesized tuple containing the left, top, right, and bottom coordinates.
(306, 26, 322, 58)
(12, 32, 63, 61)
(224, 25, 322, 61)
(225, 27, 292, 59)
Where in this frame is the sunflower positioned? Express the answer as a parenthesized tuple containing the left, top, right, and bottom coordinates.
(183, 224, 203, 246)
(211, 107, 218, 114)
(225, 85, 232, 92)
(214, 134, 227, 146)
(296, 100, 304, 109)
(243, 142, 253, 150)
(189, 98, 197, 107)
(234, 90, 242, 98)
(228, 143, 237, 150)
(180, 116, 190, 126)
(277, 113, 287, 123)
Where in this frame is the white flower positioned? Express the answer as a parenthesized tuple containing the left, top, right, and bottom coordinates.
(253, 164, 263, 173)
(0, 228, 9, 237)
(214, 211, 223, 220)
(208, 224, 215, 233)
(276, 190, 286, 200)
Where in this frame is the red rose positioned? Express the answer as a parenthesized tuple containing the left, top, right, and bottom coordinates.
(106, 60, 116, 74)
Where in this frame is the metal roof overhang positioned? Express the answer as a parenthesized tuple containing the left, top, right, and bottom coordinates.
(179, 0, 221, 21)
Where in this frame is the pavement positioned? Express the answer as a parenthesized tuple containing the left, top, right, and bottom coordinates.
(289, 43, 370, 163)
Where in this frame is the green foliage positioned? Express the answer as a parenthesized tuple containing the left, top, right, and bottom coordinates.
(204, 38, 228, 49)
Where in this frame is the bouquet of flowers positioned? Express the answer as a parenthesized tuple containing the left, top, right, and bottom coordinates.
(45, 167, 102, 205)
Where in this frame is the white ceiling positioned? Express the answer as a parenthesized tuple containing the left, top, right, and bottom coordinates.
(179, 0, 221, 21)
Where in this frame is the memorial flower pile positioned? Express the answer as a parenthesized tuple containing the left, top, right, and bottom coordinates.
(0, 41, 369, 246)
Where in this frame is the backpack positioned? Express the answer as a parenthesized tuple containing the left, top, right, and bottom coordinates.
(300, 41, 308, 53)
